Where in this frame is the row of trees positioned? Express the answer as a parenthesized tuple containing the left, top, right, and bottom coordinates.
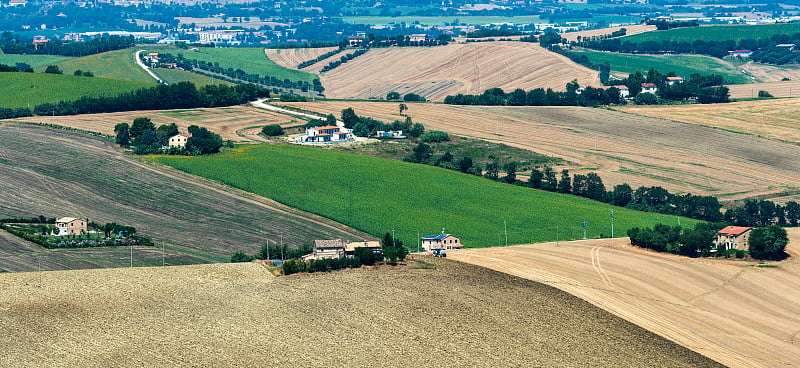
(32, 82, 269, 116)
(724, 199, 800, 228)
(628, 223, 788, 260)
(581, 30, 800, 60)
(444, 85, 625, 107)
(150, 53, 324, 93)
(297, 48, 344, 69)
(0, 32, 135, 56)
(320, 49, 368, 73)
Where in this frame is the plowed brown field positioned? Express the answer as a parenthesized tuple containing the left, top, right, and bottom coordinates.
(264, 46, 339, 70)
(282, 100, 800, 200)
(449, 229, 800, 368)
(0, 259, 724, 367)
(320, 42, 600, 101)
(561, 24, 657, 42)
(0, 124, 369, 272)
(8, 105, 300, 143)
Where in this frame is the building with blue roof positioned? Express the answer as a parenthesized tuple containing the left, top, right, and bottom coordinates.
(421, 231, 462, 252)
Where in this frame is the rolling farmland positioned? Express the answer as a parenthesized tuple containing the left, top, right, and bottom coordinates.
(154, 144, 698, 248)
(50, 48, 156, 84)
(151, 68, 235, 88)
(560, 24, 657, 42)
(319, 42, 600, 101)
(9, 105, 298, 143)
(450, 229, 800, 368)
(725, 80, 800, 99)
(0, 53, 73, 69)
(0, 124, 368, 272)
(279, 100, 800, 201)
(264, 46, 339, 69)
(570, 49, 749, 84)
(0, 72, 149, 108)
(619, 23, 800, 43)
(0, 260, 724, 367)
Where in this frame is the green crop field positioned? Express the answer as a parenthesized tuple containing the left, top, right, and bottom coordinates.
(151, 68, 235, 88)
(342, 15, 544, 26)
(148, 46, 318, 83)
(571, 49, 749, 84)
(0, 53, 73, 69)
(0, 72, 149, 108)
(620, 23, 800, 43)
(153, 144, 696, 248)
(49, 48, 156, 84)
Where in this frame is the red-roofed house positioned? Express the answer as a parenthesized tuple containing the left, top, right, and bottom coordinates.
(715, 226, 752, 250)
(298, 125, 355, 144)
(641, 83, 657, 94)
(666, 76, 684, 86)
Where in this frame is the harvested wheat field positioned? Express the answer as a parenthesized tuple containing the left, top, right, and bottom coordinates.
(320, 42, 600, 101)
(739, 61, 800, 83)
(449, 228, 800, 368)
(0, 259, 724, 367)
(264, 46, 338, 70)
(561, 24, 657, 42)
(8, 105, 300, 143)
(280, 100, 800, 200)
(727, 80, 800, 98)
(0, 124, 368, 272)
(619, 98, 800, 145)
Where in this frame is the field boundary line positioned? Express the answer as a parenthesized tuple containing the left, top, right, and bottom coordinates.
(591, 244, 615, 289)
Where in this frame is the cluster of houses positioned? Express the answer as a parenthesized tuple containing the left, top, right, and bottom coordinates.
(577, 76, 684, 99)
(307, 232, 462, 260)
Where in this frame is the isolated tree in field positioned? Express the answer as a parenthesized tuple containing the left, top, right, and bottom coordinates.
(261, 124, 284, 136)
(399, 103, 407, 116)
(73, 70, 83, 76)
(44, 65, 62, 74)
(558, 169, 572, 194)
(749, 225, 788, 260)
(387, 91, 401, 100)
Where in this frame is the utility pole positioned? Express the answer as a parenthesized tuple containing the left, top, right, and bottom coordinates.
(130, 245, 133, 267)
(582, 220, 588, 240)
(266, 239, 270, 260)
(504, 220, 508, 247)
(610, 209, 615, 238)
(417, 231, 420, 253)
(556, 225, 559, 247)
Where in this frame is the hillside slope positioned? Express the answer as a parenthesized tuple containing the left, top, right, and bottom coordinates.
(320, 42, 600, 101)
(0, 72, 149, 108)
(0, 124, 369, 272)
(0, 260, 724, 367)
(450, 231, 800, 368)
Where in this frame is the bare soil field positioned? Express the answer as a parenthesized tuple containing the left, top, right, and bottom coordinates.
(8, 105, 301, 143)
(449, 229, 800, 368)
(0, 124, 368, 272)
(619, 98, 800, 145)
(320, 42, 600, 101)
(739, 61, 800, 83)
(0, 259, 723, 367)
(561, 24, 657, 42)
(283, 100, 800, 200)
(726, 80, 800, 98)
(264, 46, 338, 70)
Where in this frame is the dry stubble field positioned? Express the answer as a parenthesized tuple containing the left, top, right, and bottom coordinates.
(9, 105, 299, 143)
(0, 124, 369, 271)
(560, 24, 657, 42)
(283, 100, 800, 200)
(449, 229, 800, 368)
(726, 80, 800, 98)
(0, 259, 724, 367)
(320, 42, 600, 101)
(264, 46, 338, 70)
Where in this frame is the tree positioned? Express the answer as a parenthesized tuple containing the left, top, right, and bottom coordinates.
(405, 142, 432, 163)
(341, 107, 359, 128)
(634, 92, 658, 105)
(387, 91, 400, 100)
(529, 168, 543, 189)
(786, 201, 800, 226)
(114, 123, 130, 146)
(130, 117, 154, 140)
(73, 70, 83, 76)
(403, 93, 426, 102)
(44, 65, 62, 74)
(408, 123, 425, 138)
(231, 251, 255, 263)
(558, 169, 572, 194)
(678, 228, 714, 257)
(399, 103, 407, 116)
(156, 123, 179, 146)
(749, 225, 788, 260)
(261, 124, 284, 136)
(186, 125, 223, 154)
(458, 156, 473, 173)
(484, 160, 500, 180)
(542, 166, 557, 191)
(503, 162, 517, 183)
(609, 183, 633, 207)
(354, 247, 377, 266)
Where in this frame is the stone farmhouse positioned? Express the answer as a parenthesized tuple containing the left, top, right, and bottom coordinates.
(55, 217, 87, 236)
(715, 226, 752, 251)
(308, 239, 382, 260)
(421, 232, 462, 252)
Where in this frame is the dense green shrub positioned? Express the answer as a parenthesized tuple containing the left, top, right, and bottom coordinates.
(261, 124, 285, 137)
(420, 131, 450, 143)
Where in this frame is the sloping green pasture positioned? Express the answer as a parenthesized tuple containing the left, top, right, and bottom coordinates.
(0, 72, 149, 108)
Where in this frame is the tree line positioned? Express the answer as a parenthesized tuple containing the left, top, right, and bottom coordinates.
(32, 82, 269, 116)
(320, 49, 368, 73)
(147, 52, 324, 93)
(580, 30, 800, 60)
(0, 32, 135, 57)
(297, 48, 344, 69)
(629, 223, 788, 260)
(444, 84, 625, 107)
